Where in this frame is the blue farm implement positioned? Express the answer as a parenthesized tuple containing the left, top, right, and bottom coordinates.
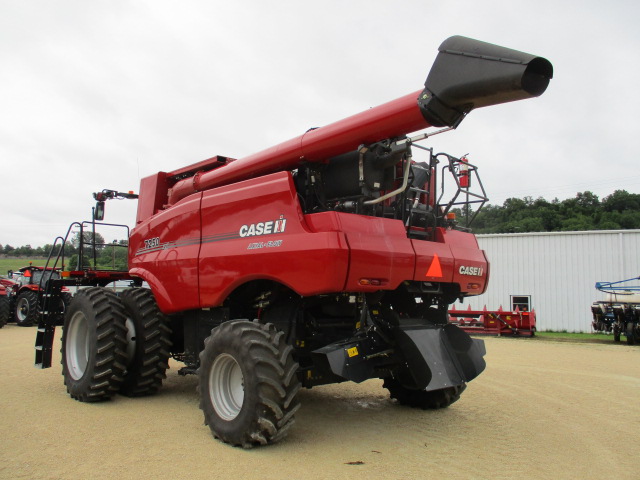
(591, 276, 640, 345)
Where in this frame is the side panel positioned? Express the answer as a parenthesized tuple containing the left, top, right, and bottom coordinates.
(444, 229, 489, 296)
(305, 213, 415, 291)
(129, 194, 202, 313)
(412, 228, 488, 295)
(412, 237, 455, 283)
(136, 172, 169, 225)
(198, 172, 349, 307)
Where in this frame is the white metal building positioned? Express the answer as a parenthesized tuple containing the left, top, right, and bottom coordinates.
(458, 229, 640, 332)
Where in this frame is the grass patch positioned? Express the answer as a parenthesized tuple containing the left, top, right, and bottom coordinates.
(0, 257, 48, 275)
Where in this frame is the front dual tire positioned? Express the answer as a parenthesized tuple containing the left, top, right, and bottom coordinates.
(61, 287, 128, 401)
(61, 287, 171, 402)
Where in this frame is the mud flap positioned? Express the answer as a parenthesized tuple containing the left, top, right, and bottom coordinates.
(311, 323, 485, 388)
(311, 339, 375, 384)
(394, 323, 486, 391)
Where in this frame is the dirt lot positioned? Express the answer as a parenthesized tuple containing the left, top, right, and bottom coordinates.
(1, 325, 638, 480)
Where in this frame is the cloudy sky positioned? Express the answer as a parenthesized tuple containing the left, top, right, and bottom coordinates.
(1, 0, 638, 248)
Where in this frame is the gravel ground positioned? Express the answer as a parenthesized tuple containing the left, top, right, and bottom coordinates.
(1, 324, 639, 480)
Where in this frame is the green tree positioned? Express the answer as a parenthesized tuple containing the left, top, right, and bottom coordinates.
(602, 190, 640, 212)
(466, 189, 638, 234)
(560, 214, 594, 231)
(575, 191, 600, 212)
(71, 231, 106, 251)
(14, 244, 35, 256)
(96, 240, 129, 270)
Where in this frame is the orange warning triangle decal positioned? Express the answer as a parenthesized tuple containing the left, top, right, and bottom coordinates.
(425, 254, 443, 278)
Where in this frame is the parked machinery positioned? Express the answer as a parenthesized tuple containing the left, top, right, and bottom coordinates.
(3, 266, 72, 327)
(36, 36, 552, 447)
(0, 279, 12, 328)
(449, 305, 537, 336)
(591, 277, 640, 344)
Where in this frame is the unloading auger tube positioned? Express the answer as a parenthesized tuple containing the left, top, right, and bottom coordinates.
(167, 35, 552, 205)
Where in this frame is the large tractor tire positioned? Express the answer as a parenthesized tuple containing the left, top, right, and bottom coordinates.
(626, 322, 639, 346)
(198, 320, 301, 448)
(61, 287, 128, 402)
(613, 324, 621, 343)
(61, 292, 73, 311)
(383, 376, 466, 409)
(15, 290, 38, 326)
(0, 296, 9, 328)
(119, 288, 172, 397)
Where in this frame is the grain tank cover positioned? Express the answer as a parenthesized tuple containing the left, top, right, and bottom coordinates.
(419, 35, 553, 127)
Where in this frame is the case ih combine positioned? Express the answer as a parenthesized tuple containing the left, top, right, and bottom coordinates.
(36, 36, 552, 447)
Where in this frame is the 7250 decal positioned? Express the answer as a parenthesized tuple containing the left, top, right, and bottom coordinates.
(144, 237, 160, 249)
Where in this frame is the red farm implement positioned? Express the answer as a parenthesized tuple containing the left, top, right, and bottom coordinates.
(449, 305, 537, 336)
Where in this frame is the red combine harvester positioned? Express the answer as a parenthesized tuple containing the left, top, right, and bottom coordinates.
(36, 36, 552, 447)
(449, 305, 537, 336)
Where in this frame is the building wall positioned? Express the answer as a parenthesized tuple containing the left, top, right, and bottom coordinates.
(459, 230, 640, 332)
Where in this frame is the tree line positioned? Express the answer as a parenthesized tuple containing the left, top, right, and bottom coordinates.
(458, 189, 640, 233)
(1, 232, 129, 271)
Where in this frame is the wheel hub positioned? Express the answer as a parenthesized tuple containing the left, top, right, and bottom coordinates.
(17, 298, 29, 321)
(124, 318, 137, 367)
(209, 353, 244, 421)
(66, 311, 90, 380)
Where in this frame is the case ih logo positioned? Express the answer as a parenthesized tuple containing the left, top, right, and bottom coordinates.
(239, 215, 287, 238)
(459, 265, 484, 276)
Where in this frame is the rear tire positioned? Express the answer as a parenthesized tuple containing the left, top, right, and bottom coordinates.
(626, 322, 639, 346)
(61, 287, 128, 402)
(383, 377, 466, 409)
(15, 290, 38, 326)
(0, 296, 9, 328)
(119, 288, 172, 397)
(61, 292, 73, 311)
(198, 320, 301, 448)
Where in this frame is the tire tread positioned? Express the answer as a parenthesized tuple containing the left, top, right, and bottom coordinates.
(198, 320, 301, 448)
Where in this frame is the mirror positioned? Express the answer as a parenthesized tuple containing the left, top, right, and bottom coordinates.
(94, 201, 105, 221)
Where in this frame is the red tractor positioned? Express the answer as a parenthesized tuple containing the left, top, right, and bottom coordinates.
(0, 279, 13, 328)
(36, 36, 552, 447)
(5, 266, 72, 326)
